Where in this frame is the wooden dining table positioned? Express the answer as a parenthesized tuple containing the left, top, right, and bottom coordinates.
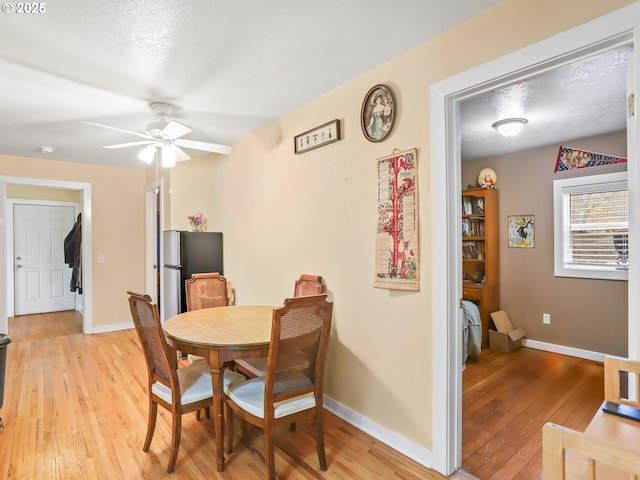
(163, 304, 275, 472)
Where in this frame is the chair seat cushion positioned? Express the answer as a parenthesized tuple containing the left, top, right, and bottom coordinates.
(153, 362, 245, 405)
(224, 376, 316, 419)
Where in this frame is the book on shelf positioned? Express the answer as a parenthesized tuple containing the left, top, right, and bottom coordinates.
(462, 218, 485, 237)
(463, 197, 474, 215)
(462, 241, 485, 260)
(462, 241, 477, 259)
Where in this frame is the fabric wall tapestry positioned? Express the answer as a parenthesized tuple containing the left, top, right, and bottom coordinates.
(375, 148, 419, 290)
(554, 145, 627, 172)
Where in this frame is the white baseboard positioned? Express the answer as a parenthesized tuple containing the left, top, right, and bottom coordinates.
(523, 338, 606, 363)
(91, 322, 133, 334)
(323, 396, 434, 469)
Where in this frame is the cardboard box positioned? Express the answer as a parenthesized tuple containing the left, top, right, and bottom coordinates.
(489, 310, 526, 353)
(489, 329, 524, 352)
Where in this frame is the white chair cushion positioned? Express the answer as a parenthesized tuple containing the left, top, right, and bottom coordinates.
(152, 362, 245, 406)
(224, 376, 316, 419)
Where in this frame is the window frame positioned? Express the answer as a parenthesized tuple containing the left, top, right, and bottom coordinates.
(553, 171, 628, 281)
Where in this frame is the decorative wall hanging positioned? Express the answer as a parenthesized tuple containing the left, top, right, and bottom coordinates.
(508, 215, 535, 248)
(361, 84, 395, 142)
(554, 146, 627, 172)
(294, 119, 341, 154)
(375, 148, 419, 290)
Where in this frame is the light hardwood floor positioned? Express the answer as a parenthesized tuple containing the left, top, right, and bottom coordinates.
(0, 311, 458, 480)
(462, 347, 604, 479)
(1, 312, 604, 479)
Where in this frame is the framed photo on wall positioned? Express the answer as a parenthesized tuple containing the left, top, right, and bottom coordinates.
(508, 215, 535, 248)
(361, 84, 395, 142)
(294, 119, 341, 154)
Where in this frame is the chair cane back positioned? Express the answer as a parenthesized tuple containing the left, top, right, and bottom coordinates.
(185, 272, 229, 310)
(127, 291, 243, 473)
(234, 274, 324, 378)
(224, 294, 333, 480)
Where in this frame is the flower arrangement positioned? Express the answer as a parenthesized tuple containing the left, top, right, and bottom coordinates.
(187, 212, 205, 231)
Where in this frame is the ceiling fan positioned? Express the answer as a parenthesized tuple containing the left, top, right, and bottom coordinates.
(87, 102, 232, 167)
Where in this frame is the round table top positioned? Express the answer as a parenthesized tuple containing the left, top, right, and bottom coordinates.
(163, 305, 274, 347)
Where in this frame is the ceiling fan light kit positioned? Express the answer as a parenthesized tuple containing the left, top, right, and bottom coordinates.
(138, 145, 156, 164)
(87, 102, 232, 167)
(161, 147, 177, 168)
(492, 118, 528, 137)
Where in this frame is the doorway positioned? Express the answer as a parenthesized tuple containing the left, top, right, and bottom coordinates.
(0, 177, 93, 335)
(145, 177, 165, 306)
(429, 5, 640, 475)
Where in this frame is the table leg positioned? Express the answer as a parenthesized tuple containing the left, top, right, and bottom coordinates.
(210, 364, 226, 471)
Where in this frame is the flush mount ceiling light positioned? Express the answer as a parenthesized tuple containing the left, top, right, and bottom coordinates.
(38, 145, 55, 154)
(492, 118, 528, 137)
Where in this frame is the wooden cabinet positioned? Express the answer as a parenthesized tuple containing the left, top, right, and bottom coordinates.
(462, 187, 499, 348)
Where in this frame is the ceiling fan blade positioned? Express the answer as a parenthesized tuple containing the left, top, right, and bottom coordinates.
(162, 120, 192, 140)
(169, 144, 191, 162)
(174, 138, 233, 155)
(104, 140, 153, 149)
(86, 121, 152, 140)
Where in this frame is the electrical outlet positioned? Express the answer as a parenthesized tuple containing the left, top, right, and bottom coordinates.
(543, 313, 551, 325)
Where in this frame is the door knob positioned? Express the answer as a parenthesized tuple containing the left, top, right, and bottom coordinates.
(16, 264, 23, 269)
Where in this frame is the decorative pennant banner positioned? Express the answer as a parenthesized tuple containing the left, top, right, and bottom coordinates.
(555, 145, 627, 172)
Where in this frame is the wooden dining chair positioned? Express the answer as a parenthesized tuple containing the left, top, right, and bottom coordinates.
(234, 274, 324, 378)
(127, 291, 244, 473)
(224, 294, 333, 480)
(293, 274, 324, 297)
(604, 355, 640, 408)
(185, 272, 229, 310)
(184, 272, 230, 365)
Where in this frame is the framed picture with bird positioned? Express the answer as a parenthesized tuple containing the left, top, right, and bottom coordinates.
(508, 215, 535, 248)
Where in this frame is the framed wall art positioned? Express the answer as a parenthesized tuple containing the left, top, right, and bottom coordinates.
(375, 148, 419, 290)
(361, 84, 395, 142)
(508, 215, 535, 248)
(294, 119, 341, 154)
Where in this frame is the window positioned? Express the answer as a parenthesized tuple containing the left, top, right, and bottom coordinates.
(554, 171, 628, 280)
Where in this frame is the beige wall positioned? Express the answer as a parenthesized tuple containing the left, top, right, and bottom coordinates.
(463, 131, 628, 356)
(0, 154, 147, 328)
(6, 185, 81, 203)
(168, 0, 638, 451)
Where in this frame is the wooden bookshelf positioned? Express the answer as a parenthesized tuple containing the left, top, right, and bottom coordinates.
(462, 187, 499, 348)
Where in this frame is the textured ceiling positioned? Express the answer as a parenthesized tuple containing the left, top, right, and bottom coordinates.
(0, 0, 503, 168)
(460, 45, 630, 160)
(0, 2, 629, 169)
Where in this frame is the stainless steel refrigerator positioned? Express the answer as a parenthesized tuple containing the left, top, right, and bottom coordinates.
(161, 230, 223, 322)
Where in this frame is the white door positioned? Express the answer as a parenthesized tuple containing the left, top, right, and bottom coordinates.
(14, 204, 77, 315)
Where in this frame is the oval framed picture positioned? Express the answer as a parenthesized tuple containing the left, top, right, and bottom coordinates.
(361, 84, 395, 142)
